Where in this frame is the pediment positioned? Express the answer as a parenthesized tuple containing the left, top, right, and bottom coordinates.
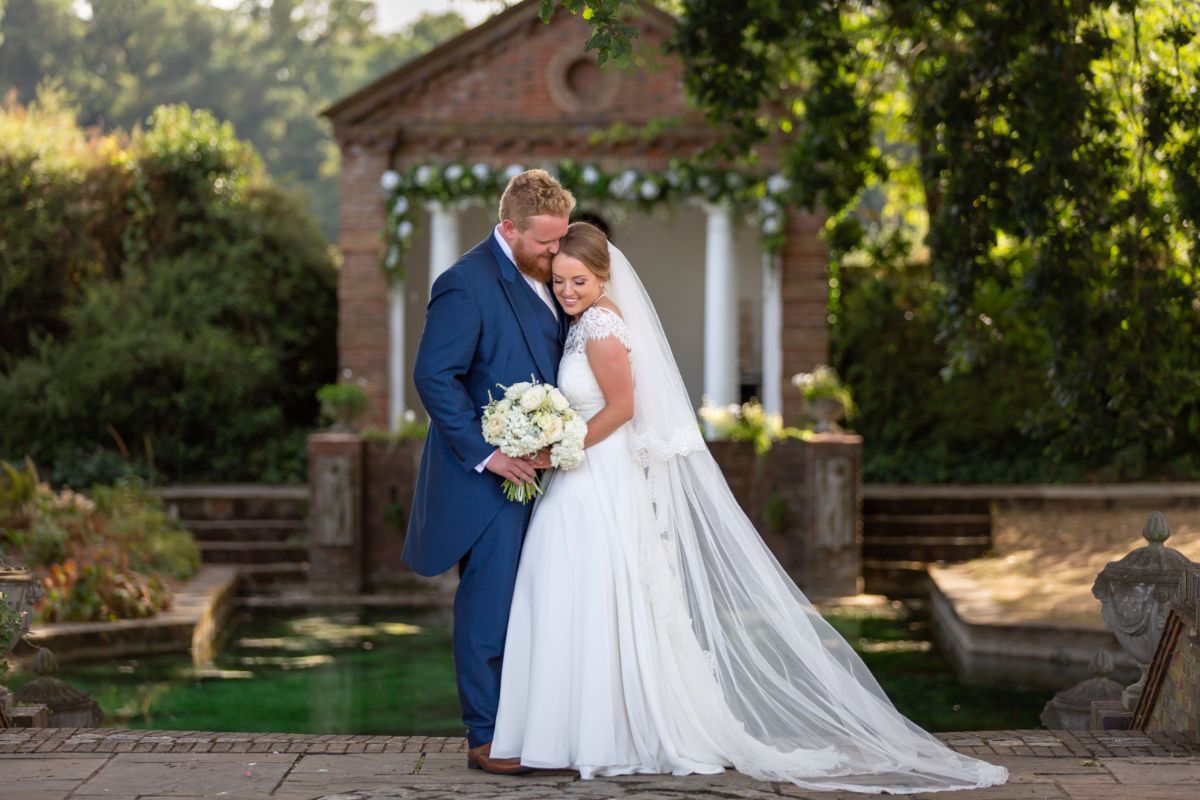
(323, 0, 702, 143)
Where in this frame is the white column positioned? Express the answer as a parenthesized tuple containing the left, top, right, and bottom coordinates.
(703, 203, 739, 416)
(427, 201, 461, 296)
(761, 253, 783, 415)
(388, 282, 406, 432)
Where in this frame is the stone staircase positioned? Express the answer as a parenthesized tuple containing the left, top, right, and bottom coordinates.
(157, 485, 309, 596)
(861, 487, 993, 597)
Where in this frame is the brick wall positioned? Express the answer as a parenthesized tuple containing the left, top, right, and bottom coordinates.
(1145, 606, 1200, 735)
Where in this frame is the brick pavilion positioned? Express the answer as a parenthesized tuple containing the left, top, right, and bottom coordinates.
(322, 0, 830, 430)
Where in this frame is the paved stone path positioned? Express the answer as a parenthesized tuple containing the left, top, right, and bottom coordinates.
(2, 727, 1199, 799)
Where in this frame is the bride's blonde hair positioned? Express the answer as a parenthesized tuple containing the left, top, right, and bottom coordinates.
(556, 221, 611, 280)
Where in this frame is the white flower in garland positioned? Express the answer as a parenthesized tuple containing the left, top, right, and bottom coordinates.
(581, 165, 600, 185)
(397, 220, 415, 240)
(444, 163, 464, 182)
(415, 165, 435, 187)
(385, 245, 400, 268)
(763, 216, 783, 235)
(472, 162, 490, 180)
(726, 173, 744, 189)
(392, 196, 409, 215)
(759, 197, 781, 217)
(640, 179, 660, 200)
(380, 170, 401, 192)
(767, 173, 791, 195)
(665, 168, 683, 187)
(610, 169, 638, 199)
(504, 163, 524, 180)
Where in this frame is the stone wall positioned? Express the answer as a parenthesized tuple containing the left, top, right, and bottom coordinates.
(308, 433, 862, 600)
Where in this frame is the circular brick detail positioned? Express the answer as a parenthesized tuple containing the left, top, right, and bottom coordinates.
(547, 46, 620, 114)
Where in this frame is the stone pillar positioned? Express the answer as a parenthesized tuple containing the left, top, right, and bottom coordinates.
(800, 433, 863, 599)
(703, 203, 739, 414)
(307, 433, 364, 595)
(426, 201, 462, 296)
(710, 436, 863, 601)
(761, 253, 783, 415)
(387, 284, 406, 432)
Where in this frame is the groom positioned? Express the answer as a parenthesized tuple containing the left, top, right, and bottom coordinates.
(403, 169, 575, 773)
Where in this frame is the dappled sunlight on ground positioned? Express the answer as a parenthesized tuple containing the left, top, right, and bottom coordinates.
(933, 508, 1200, 626)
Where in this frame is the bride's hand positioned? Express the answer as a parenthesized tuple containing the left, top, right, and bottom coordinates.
(524, 448, 552, 469)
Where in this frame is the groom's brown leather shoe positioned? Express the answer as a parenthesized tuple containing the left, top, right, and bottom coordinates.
(466, 741, 534, 775)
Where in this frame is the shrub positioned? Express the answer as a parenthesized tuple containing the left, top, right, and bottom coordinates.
(0, 99, 336, 485)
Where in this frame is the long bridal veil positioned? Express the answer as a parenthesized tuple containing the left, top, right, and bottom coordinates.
(604, 242, 1007, 794)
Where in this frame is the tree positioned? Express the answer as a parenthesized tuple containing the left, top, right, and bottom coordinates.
(558, 0, 1200, 477)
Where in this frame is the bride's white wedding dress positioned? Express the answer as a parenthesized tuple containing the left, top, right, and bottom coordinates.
(490, 246, 1007, 794)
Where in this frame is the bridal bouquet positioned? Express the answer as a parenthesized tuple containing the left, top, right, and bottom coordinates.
(481, 378, 587, 503)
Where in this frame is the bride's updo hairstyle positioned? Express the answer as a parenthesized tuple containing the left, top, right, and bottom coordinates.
(556, 221, 611, 280)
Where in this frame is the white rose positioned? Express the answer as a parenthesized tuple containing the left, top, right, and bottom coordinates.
(496, 398, 512, 414)
(582, 165, 600, 185)
(415, 165, 434, 186)
(640, 180, 660, 200)
(472, 162, 490, 179)
(396, 220, 414, 240)
(540, 415, 564, 441)
(548, 387, 570, 412)
(505, 381, 532, 400)
(392, 196, 409, 215)
(445, 163, 464, 181)
(759, 198, 780, 217)
(484, 414, 506, 441)
(380, 170, 400, 191)
(520, 385, 546, 411)
(763, 216, 782, 235)
(504, 163, 524, 180)
(767, 173, 791, 195)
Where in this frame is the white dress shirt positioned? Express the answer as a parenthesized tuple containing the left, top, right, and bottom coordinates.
(476, 227, 558, 473)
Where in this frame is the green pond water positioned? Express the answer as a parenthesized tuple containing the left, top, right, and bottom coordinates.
(8, 602, 1047, 735)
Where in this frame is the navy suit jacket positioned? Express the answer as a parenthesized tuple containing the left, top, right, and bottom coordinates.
(403, 235, 569, 576)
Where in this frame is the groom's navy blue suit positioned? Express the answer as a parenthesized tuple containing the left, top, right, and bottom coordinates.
(404, 233, 568, 748)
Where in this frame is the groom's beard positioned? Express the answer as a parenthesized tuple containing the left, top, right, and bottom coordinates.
(513, 242, 551, 283)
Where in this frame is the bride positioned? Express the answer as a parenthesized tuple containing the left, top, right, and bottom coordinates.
(489, 222, 1008, 794)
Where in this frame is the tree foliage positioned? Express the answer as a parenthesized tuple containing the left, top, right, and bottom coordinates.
(562, 0, 1200, 479)
(0, 96, 337, 485)
(0, 0, 469, 237)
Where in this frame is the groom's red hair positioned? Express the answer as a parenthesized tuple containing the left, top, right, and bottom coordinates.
(499, 169, 576, 231)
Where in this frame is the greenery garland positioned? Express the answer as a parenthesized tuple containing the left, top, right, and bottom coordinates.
(378, 159, 793, 283)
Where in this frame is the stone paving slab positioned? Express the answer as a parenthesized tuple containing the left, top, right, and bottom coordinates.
(2, 728, 1200, 800)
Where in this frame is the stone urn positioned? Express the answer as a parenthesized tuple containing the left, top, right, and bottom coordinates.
(1091, 511, 1198, 710)
(15, 648, 103, 727)
(804, 397, 846, 434)
(0, 565, 42, 724)
(1039, 650, 1124, 729)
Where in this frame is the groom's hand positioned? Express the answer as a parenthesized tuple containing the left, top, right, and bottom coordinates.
(485, 450, 538, 484)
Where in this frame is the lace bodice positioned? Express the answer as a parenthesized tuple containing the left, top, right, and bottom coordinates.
(558, 305, 630, 420)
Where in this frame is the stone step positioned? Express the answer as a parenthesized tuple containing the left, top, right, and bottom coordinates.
(158, 484, 307, 523)
(182, 519, 308, 543)
(864, 498, 992, 516)
(862, 559, 930, 599)
(863, 540, 992, 563)
(198, 541, 307, 565)
(235, 563, 309, 595)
